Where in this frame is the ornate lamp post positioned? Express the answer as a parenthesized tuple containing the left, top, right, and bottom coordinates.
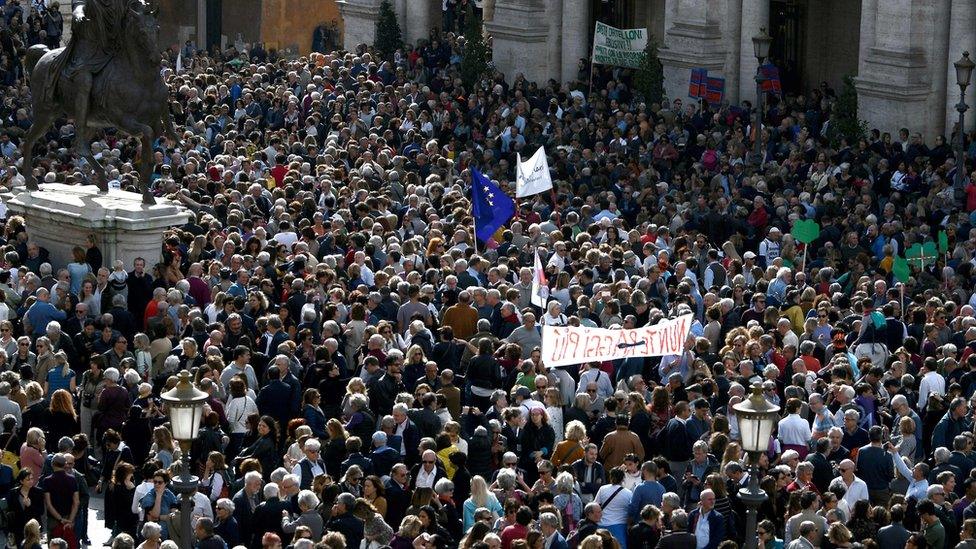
(751, 28, 773, 166)
(734, 384, 780, 549)
(953, 51, 974, 201)
(161, 371, 209, 546)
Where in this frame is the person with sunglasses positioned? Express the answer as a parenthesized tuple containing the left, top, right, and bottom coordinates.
(139, 470, 178, 539)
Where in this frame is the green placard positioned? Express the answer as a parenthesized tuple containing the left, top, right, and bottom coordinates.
(791, 219, 821, 244)
(938, 230, 949, 254)
(892, 255, 910, 284)
(906, 242, 937, 269)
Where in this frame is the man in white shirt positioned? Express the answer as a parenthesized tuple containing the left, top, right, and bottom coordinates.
(692, 489, 718, 549)
(778, 398, 812, 458)
(830, 459, 869, 515)
(889, 444, 930, 501)
(918, 360, 946, 410)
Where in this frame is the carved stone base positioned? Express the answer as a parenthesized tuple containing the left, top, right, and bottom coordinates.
(1, 184, 192, 269)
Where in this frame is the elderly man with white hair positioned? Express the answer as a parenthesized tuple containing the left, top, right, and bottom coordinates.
(293, 438, 327, 490)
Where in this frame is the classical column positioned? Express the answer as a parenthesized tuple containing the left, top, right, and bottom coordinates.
(737, 0, 768, 105)
(337, 0, 381, 51)
(485, 0, 549, 84)
(546, 0, 563, 83)
(405, 0, 439, 46)
(561, 0, 590, 83)
(855, 0, 943, 139)
(946, 0, 976, 134)
(196, 0, 207, 51)
(657, 0, 729, 106)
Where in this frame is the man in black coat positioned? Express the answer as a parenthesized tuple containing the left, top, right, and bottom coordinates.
(808, 437, 835, 494)
(367, 361, 405, 416)
(125, 258, 153, 320)
(661, 401, 694, 478)
(249, 483, 288, 547)
(408, 393, 442, 440)
(107, 295, 137, 343)
(327, 493, 364, 549)
(384, 464, 413, 529)
(256, 367, 293, 435)
(340, 436, 374, 477)
(231, 472, 263, 549)
(655, 509, 697, 549)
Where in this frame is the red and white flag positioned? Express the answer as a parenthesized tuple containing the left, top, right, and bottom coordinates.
(531, 249, 549, 308)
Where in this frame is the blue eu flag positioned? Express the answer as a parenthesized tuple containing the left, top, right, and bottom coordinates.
(471, 167, 515, 242)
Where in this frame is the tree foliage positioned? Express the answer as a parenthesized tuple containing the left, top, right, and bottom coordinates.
(375, 0, 402, 59)
(634, 40, 664, 105)
(830, 75, 867, 147)
(459, 7, 491, 90)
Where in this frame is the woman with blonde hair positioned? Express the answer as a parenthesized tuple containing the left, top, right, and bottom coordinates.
(33, 337, 55, 383)
(43, 351, 75, 397)
(891, 415, 917, 459)
(403, 344, 427, 390)
(340, 377, 368, 419)
(151, 426, 176, 468)
(22, 518, 41, 549)
(551, 420, 587, 468)
(390, 515, 422, 549)
(462, 475, 503, 532)
(19, 428, 45, 479)
(133, 333, 152, 380)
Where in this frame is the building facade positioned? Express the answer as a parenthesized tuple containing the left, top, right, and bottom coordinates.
(156, 0, 342, 57)
(339, 0, 976, 140)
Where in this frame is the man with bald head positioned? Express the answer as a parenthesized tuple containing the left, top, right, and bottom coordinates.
(409, 449, 444, 490)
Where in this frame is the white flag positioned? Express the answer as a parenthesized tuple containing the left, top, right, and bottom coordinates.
(176, 52, 184, 74)
(531, 249, 549, 308)
(516, 147, 553, 198)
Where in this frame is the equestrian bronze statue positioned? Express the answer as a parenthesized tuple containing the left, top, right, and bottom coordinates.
(20, 0, 173, 205)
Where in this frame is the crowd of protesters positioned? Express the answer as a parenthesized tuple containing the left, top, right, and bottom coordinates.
(1, 1, 976, 549)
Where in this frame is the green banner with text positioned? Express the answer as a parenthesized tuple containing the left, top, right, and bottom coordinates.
(591, 21, 648, 68)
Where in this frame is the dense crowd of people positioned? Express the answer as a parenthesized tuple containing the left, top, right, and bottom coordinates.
(2, 1, 976, 549)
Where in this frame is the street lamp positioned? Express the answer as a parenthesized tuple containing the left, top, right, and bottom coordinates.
(161, 371, 209, 546)
(751, 28, 773, 167)
(953, 51, 974, 201)
(734, 384, 781, 549)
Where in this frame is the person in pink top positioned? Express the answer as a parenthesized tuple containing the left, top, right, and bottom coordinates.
(19, 427, 46, 480)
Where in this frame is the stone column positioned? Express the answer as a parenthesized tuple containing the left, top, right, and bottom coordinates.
(404, 0, 439, 46)
(657, 0, 728, 105)
(946, 0, 976, 134)
(337, 0, 381, 51)
(562, 0, 591, 83)
(196, 0, 207, 51)
(737, 0, 769, 105)
(855, 0, 943, 139)
(546, 0, 563, 83)
(485, 0, 549, 84)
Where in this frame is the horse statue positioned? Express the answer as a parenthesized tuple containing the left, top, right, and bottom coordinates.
(20, 0, 173, 205)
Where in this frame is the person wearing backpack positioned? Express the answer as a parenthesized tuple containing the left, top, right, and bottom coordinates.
(552, 471, 581, 538)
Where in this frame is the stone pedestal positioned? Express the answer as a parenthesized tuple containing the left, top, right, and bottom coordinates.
(337, 0, 381, 51)
(2, 184, 192, 270)
(486, 0, 549, 83)
(658, 0, 728, 106)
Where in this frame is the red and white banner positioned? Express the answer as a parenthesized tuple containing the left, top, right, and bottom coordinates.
(541, 314, 694, 367)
